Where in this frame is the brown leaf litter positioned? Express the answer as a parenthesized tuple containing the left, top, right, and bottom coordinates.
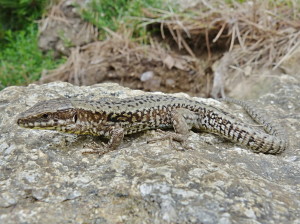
(39, 31, 209, 96)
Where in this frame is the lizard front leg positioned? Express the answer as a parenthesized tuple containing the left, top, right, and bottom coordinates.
(83, 126, 125, 155)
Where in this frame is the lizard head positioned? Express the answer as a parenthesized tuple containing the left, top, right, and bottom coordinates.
(17, 98, 78, 132)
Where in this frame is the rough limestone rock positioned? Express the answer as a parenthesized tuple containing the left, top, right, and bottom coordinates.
(0, 81, 299, 224)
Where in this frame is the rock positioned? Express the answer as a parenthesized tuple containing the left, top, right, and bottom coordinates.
(38, 0, 98, 56)
(0, 81, 299, 223)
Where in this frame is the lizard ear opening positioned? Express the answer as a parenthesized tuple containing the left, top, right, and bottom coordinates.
(73, 112, 78, 123)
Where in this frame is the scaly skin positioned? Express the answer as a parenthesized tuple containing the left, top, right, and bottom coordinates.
(17, 95, 288, 154)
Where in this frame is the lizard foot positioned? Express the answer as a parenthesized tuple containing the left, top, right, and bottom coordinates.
(82, 141, 110, 155)
(147, 129, 194, 151)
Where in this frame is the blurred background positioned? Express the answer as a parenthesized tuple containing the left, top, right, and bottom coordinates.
(1, 0, 299, 98)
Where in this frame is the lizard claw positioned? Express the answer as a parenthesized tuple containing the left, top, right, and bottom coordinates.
(82, 141, 108, 155)
(147, 130, 194, 151)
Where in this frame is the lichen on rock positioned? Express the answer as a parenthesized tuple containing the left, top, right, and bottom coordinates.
(0, 81, 299, 223)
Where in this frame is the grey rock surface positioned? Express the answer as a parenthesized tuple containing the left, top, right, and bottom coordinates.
(0, 81, 299, 224)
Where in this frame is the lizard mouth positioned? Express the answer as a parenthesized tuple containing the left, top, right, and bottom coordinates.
(17, 118, 57, 130)
(17, 108, 77, 130)
(17, 118, 33, 128)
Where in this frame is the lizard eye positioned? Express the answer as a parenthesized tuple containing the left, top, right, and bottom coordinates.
(42, 113, 49, 119)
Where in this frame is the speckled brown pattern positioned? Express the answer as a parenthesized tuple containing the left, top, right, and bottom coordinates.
(17, 95, 288, 154)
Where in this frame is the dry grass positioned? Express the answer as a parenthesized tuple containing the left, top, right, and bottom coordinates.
(140, 0, 300, 70)
(39, 29, 208, 96)
(39, 0, 300, 97)
(38, 0, 98, 55)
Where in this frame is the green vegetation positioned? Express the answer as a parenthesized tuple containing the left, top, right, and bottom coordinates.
(0, 0, 47, 42)
(0, 23, 65, 89)
(0, 0, 166, 90)
(80, 0, 166, 40)
(0, 0, 65, 90)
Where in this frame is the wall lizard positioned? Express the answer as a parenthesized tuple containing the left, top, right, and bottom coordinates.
(17, 95, 288, 154)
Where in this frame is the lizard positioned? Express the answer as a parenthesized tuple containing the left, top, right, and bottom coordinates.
(16, 94, 288, 155)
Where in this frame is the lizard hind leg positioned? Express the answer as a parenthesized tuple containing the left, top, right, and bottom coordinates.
(147, 108, 198, 151)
